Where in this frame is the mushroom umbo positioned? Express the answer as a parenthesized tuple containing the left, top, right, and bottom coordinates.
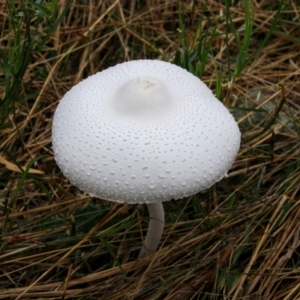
(52, 60, 240, 257)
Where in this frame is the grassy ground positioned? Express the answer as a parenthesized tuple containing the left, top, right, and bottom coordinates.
(1, 0, 300, 299)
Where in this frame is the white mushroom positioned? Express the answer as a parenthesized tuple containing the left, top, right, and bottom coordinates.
(52, 60, 241, 257)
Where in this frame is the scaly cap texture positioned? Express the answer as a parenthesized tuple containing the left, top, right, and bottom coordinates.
(52, 60, 240, 204)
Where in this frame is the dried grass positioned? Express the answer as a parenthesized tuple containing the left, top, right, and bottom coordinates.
(1, 0, 300, 299)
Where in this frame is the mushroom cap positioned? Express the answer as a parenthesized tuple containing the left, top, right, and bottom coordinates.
(52, 60, 240, 204)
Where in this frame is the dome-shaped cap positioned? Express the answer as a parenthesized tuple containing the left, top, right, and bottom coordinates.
(52, 60, 240, 204)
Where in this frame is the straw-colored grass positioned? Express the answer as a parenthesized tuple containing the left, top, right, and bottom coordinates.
(1, 1, 300, 299)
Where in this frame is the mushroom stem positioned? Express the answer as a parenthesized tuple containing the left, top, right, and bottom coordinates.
(139, 202, 165, 258)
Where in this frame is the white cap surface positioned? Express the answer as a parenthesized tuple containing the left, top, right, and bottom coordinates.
(52, 60, 240, 204)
